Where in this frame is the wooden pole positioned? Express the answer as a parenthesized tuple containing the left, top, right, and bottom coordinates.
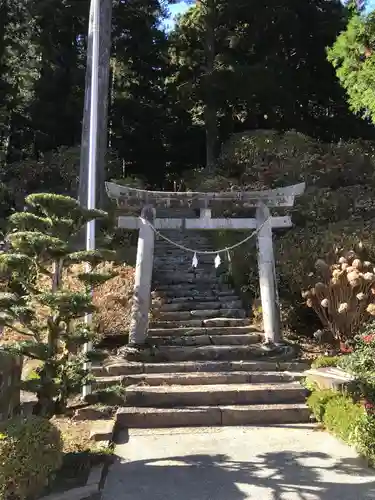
(78, 0, 113, 210)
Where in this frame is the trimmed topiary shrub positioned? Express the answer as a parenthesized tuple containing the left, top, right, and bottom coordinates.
(0, 416, 63, 500)
(0, 193, 116, 416)
(323, 394, 363, 443)
(306, 389, 337, 422)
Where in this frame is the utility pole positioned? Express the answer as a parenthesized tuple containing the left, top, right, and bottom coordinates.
(80, 0, 112, 398)
(78, 0, 113, 211)
(200, 0, 218, 172)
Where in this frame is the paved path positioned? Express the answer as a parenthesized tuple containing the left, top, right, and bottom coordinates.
(103, 424, 375, 500)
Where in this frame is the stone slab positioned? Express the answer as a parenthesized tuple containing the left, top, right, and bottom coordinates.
(150, 333, 261, 347)
(150, 318, 251, 329)
(89, 419, 115, 443)
(124, 382, 306, 407)
(305, 367, 356, 391)
(158, 301, 243, 312)
(120, 344, 279, 362)
(93, 371, 302, 389)
(147, 326, 261, 337)
(95, 360, 309, 376)
(116, 406, 222, 428)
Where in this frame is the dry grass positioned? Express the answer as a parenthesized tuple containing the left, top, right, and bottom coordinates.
(1, 260, 135, 344)
(51, 416, 93, 453)
(93, 262, 134, 337)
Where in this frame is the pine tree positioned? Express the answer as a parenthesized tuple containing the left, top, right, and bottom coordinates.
(0, 193, 116, 417)
(170, 0, 373, 146)
(327, 10, 375, 124)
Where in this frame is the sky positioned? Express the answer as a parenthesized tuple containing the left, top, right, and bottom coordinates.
(164, 0, 375, 30)
(164, 1, 190, 30)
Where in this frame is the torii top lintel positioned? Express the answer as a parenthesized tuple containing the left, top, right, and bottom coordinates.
(105, 181, 306, 210)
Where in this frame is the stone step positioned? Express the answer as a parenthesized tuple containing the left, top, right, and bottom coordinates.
(150, 318, 251, 329)
(154, 249, 214, 257)
(93, 359, 309, 377)
(151, 334, 261, 347)
(153, 265, 219, 272)
(154, 267, 217, 274)
(148, 326, 259, 337)
(121, 344, 295, 363)
(93, 370, 304, 390)
(160, 295, 240, 304)
(157, 301, 243, 312)
(154, 287, 236, 297)
(153, 276, 223, 285)
(154, 256, 218, 265)
(154, 309, 246, 321)
(116, 403, 311, 428)
(124, 382, 306, 407)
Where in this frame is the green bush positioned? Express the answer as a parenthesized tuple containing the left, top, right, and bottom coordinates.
(0, 416, 63, 500)
(352, 413, 375, 465)
(306, 389, 337, 422)
(339, 323, 375, 378)
(311, 356, 341, 369)
(323, 394, 363, 443)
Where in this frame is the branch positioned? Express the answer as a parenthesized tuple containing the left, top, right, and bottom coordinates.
(3, 323, 37, 340)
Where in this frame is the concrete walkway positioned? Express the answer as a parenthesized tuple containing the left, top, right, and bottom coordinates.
(102, 425, 375, 500)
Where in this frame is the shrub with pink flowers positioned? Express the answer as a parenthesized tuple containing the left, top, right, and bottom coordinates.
(306, 322, 375, 465)
(339, 322, 375, 391)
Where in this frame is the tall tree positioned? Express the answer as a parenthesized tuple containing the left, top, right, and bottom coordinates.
(170, 0, 373, 158)
(0, 0, 38, 166)
(110, 0, 174, 185)
(327, 9, 375, 124)
(28, 0, 87, 157)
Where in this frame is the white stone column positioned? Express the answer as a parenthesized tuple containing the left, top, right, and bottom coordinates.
(256, 203, 281, 344)
(129, 205, 156, 345)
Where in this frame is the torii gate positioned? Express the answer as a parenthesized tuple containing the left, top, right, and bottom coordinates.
(106, 181, 305, 346)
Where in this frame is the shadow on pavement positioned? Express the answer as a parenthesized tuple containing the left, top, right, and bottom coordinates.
(103, 448, 375, 500)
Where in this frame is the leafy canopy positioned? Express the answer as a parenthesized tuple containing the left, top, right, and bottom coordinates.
(328, 11, 375, 123)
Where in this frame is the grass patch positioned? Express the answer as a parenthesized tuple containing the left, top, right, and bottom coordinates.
(323, 393, 363, 443)
(307, 389, 337, 422)
(311, 355, 341, 369)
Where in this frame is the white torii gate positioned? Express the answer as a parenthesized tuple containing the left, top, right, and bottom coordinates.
(106, 182, 306, 346)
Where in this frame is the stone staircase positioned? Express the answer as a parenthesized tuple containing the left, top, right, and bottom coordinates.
(93, 222, 310, 428)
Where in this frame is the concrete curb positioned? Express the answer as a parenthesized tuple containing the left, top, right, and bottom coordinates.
(40, 419, 116, 500)
(39, 464, 105, 500)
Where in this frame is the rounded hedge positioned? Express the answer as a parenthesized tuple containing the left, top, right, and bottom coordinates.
(306, 389, 337, 423)
(323, 394, 363, 443)
(0, 416, 63, 500)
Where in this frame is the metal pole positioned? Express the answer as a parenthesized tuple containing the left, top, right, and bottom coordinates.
(82, 0, 100, 399)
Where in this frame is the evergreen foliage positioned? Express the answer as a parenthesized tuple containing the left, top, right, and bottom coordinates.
(0, 193, 116, 417)
(328, 11, 375, 124)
